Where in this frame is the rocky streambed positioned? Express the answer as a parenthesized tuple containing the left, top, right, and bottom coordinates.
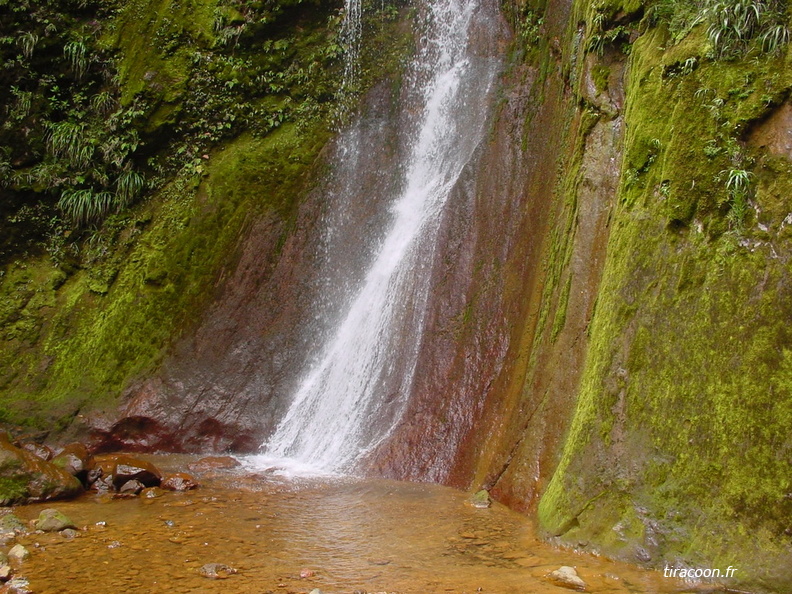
(0, 450, 715, 593)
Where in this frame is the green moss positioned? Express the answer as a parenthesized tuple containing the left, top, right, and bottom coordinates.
(539, 1, 792, 589)
(0, 477, 28, 505)
(0, 0, 414, 428)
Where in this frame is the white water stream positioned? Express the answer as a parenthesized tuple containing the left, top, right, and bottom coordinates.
(254, 0, 500, 475)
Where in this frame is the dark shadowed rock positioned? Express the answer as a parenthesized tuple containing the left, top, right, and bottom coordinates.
(161, 473, 199, 491)
(0, 434, 83, 505)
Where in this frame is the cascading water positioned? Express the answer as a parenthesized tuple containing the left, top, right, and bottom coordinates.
(253, 0, 502, 475)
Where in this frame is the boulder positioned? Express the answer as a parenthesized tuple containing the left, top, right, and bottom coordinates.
(0, 433, 83, 505)
(161, 473, 199, 491)
(51, 443, 94, 483)
(0, 564, 11, 582)
(34, 509, 76, 532)
(111, 455, 162, 489)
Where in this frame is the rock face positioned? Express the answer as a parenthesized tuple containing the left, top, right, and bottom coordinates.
(0, 434, 83, 505)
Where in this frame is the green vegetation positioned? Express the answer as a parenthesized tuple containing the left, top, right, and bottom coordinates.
(651, 0, 790, 57)
(536, 0, 792, 589)
(0, 0, 414, 426)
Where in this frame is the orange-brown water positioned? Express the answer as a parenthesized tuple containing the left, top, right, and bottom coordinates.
(10, 456, 711, 593)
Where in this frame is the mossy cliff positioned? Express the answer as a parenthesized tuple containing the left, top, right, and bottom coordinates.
(1, 0, 791, 590)
(0, 0, 410, 430)
(463, 0, 792, 590)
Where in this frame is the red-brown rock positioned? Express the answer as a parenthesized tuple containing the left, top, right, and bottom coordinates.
(51, 443, 94, 482)
(187, 456, 240, 472)
(111, 455, 162, 489)
(161, 473, 199, 491)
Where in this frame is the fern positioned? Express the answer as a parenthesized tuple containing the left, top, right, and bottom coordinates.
(58, 189, 114, 226)
(63, 40, 88, 79)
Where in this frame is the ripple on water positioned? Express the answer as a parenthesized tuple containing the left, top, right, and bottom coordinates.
(11, 454, 699, 593)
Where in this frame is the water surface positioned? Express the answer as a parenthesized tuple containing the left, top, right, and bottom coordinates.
(12, 455, 703, 593)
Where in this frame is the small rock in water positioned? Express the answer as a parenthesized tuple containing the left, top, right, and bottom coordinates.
(34, 508, 76, 532)
(161, 472, 199, 491)
(61, 528, 79, 539)
(188, 456, 241, 472)
(299, 568, 316, 578)
(0, 564, 12, 581)
(199, 563, 238, 579)
(7, 545, 29, 564)
(546, 565, 587, 590)
(141, 486, 166, 499)
(3, 576, 32, 593)
(470, 489, 491, 508)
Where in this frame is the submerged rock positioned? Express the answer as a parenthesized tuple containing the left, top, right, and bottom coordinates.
(0, 515, 24, 534)
(546, 566, 587, 591)
(161, 473, 199, 491)
(188, 456, 240, 472)
(34, 509, 76, 532)
(199, 563, 238, 579)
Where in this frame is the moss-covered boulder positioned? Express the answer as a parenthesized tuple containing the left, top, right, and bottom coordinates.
(0, 434, 83, 505)
(33, 509, 76, 533)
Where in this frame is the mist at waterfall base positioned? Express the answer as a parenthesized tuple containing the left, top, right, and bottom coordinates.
(248, 0, 501, 477)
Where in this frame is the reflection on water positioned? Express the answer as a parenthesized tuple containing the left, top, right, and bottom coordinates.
(11, 455, 702, 593)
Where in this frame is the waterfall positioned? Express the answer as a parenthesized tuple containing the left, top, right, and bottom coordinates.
(253, 0, 501, 475)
